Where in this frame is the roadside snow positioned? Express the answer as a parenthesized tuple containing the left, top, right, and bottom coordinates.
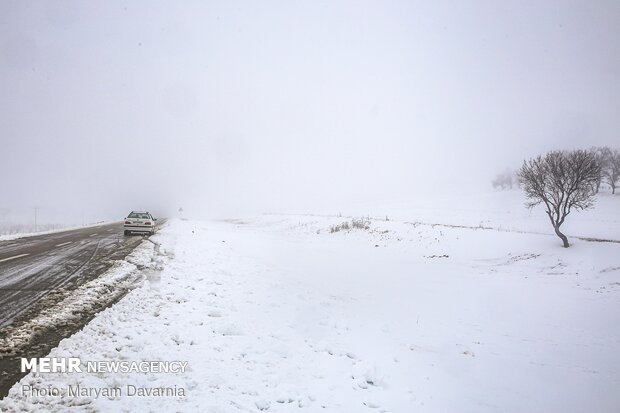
(1, 207, 619, 412)
(0, 222, 115, 242)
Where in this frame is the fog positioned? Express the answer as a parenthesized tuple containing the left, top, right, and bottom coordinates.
(1, 0, 619, 225)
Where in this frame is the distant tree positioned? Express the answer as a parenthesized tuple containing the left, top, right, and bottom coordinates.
(603, 149, 620, 194)
(491, 170, 514, 190)
(590, 146, 610, 193)
(518, 150, 600, 248)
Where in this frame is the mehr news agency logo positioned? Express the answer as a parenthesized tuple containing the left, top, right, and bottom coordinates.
(19, 357, 189, 398)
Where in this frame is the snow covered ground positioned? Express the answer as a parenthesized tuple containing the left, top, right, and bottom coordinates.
(0, 222, 112, 242)
(1, 192, 619, 412)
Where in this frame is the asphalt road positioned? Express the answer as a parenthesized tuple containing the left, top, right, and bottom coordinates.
(0, 221, 163, 398)
(0, 222, 149, 327)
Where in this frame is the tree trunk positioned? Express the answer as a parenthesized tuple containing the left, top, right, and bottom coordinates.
(554, 225, 569, 248)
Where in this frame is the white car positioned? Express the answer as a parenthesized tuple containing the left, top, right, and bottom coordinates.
(124, 211, 157, 235)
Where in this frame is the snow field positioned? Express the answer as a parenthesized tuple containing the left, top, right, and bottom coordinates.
(1, 205, 619, 412)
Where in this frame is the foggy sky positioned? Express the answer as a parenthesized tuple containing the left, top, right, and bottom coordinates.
(2, 0, 619, 222)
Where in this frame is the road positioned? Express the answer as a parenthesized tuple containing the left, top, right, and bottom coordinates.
(0, 222, 149, 327)
(0, 221, 160, 397)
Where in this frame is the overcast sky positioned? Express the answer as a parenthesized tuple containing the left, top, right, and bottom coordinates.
(1, 0, 619, 222)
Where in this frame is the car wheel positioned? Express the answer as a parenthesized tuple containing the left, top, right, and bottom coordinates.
(124, 230, 130, 236)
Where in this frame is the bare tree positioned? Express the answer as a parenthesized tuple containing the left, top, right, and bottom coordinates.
(590, 146, 610, 193)
(491, 170, 514, 190)
(518, 150, 600, 248)
(602, 149, 620, 194)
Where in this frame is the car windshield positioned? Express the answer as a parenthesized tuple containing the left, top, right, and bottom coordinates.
(128, 212, 150, 219)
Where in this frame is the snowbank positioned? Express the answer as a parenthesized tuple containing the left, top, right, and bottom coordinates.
(0, 222, 115, 242)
